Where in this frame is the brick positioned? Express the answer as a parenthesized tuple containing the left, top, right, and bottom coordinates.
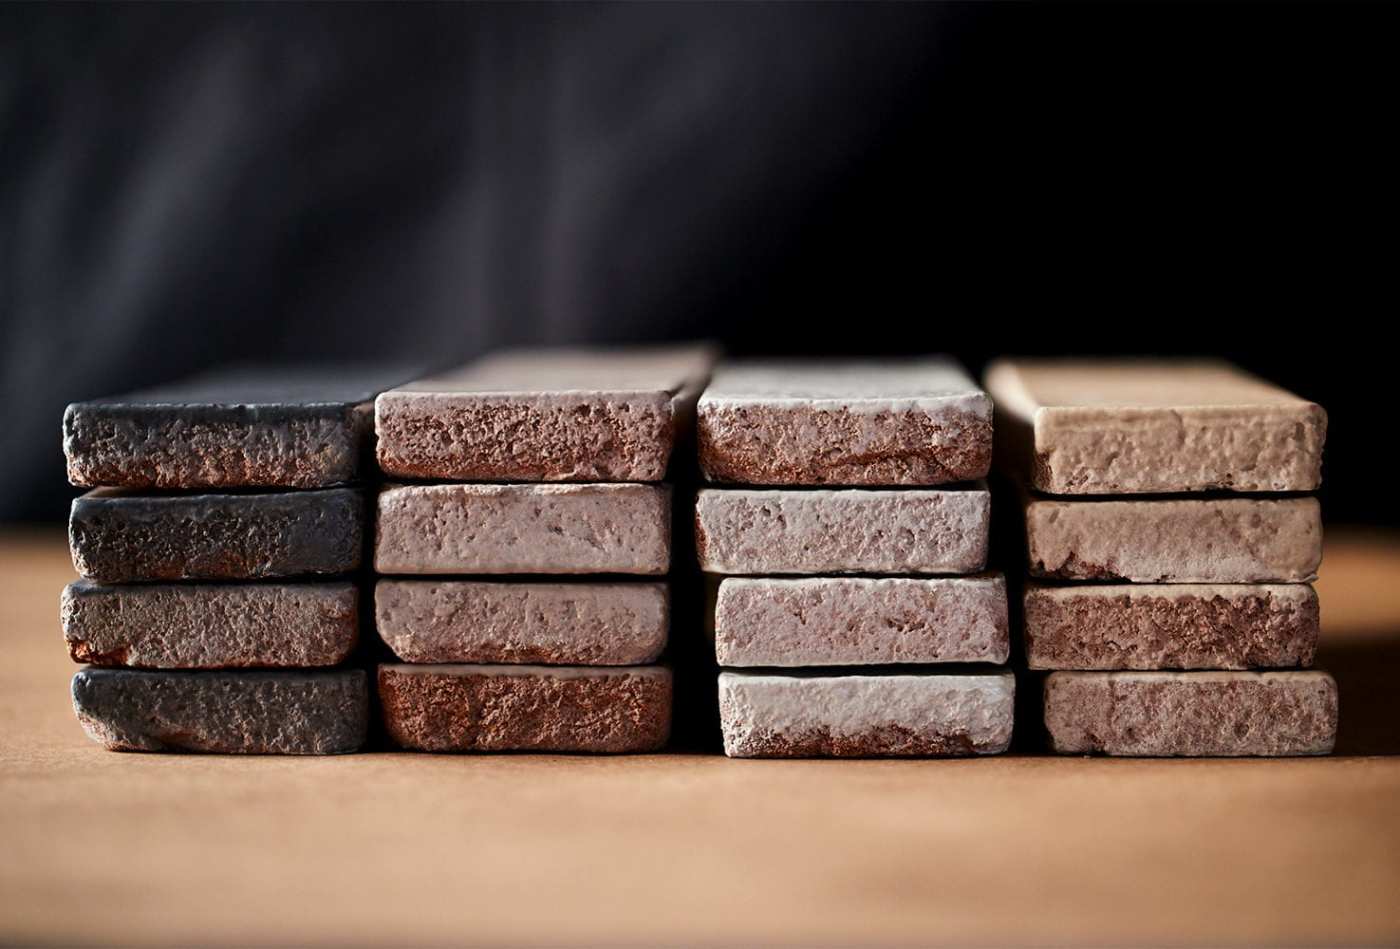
(378, 664, 672, 753)
(1043, 670, 1337, 756)
(71, 669, 368, 754)
(719, 671, 1014, 758)
(695, 487, 988, 575)
(1025, 495, 1321, 583)
(375, 346, 715, 482)
(69, 488, 364, 582)
(375, 483, 670, 576)
(1024, 582, 1318, 670)
(698, 359, 992, 485)
(376, 579, 667, 665)
(984, 359, 1326, 495)
(64, 365, 412, 489)
(714, 575, 1008, 667)
(61, 580, 359, 669)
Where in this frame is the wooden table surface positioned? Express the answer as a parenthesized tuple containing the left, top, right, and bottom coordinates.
(2, 528, 1398, 947)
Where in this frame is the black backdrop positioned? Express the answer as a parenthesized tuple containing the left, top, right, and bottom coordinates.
(3, 2, 1395, 524)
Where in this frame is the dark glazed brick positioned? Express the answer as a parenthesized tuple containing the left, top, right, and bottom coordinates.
(71, 669, 369, 754)
(69, 488, 364, 582)
(64, 365, 415, 489)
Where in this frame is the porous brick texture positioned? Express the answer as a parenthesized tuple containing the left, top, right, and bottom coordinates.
(1043, 671, 1337, 756)
(984, 359, 1327, 495)
(714, 575, 1008, 667)
(375, 483, 670, 575)
(376, 580, 667, 665)
(378, 664, 672, 753)
(698, 359, 992, 486)
(718, 671, 1014, 758)
(1025, 496, 1322, 583)
(696, 487, 988, 575)
(69, 488, 364, 582)
(71, 668, 369, 754)
(62, 580, 358, 669)
(1024, 583, 1318, 670)
(375, 346, 715, 482)
(63, 366, 410, 489)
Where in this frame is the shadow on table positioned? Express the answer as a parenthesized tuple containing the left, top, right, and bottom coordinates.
(1320, 634, 1400, 756)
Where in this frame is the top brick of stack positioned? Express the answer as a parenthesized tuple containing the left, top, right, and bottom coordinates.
(697, 359, 992, 486)
(374, 346, 717, 483)
(984, 360, 1327, 495)
(63, 366, 414, 490)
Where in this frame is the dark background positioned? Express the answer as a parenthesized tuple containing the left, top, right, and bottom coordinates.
(3, 2, 1395, 524)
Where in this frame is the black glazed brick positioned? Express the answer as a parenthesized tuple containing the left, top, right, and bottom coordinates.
(69, 488, 365, 582)
(63, 365, 415, 489)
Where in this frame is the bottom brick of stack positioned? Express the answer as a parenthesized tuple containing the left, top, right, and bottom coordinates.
(62, 581, 369, 754)
(719, 671, 1014, 758)
(373, 580, 673, 753)
(72, 668, 368, 754)
(378, 665, 672, 753)
(1043, 671, 1337, 756)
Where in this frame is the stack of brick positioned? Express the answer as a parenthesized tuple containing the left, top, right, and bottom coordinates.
(371, 347, 714, 753)
(695, 360, 1014, 758)
(985, 360, 1337, 757)
(60, 368, 409, 754)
